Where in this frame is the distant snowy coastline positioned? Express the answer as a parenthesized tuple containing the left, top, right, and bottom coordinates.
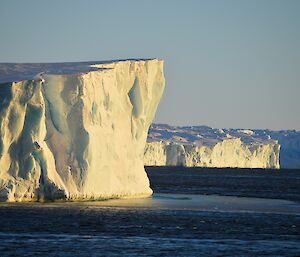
(145, 124, 300, 169)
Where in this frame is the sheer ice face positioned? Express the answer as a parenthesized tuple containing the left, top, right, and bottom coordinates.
(0, 59, 165, 201)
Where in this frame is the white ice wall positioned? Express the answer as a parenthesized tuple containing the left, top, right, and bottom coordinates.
(144, 139, 280, 169)
(0, 59, 165, 201)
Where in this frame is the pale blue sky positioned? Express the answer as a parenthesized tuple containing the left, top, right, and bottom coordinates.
(0, 0, 299, 130)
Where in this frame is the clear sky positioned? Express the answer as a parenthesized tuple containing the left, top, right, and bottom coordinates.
(1, 0, 299, 130)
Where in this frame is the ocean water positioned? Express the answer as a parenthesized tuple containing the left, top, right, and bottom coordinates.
(0, 167, 299, 256)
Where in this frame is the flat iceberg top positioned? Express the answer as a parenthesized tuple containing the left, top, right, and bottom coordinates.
(0, 58, 159, 84)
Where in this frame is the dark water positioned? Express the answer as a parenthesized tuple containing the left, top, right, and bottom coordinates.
(147, 167, 300, 202)
(0, 168, 299, 256)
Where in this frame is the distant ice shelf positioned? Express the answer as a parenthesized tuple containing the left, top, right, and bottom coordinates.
(144, 124, 300, 169)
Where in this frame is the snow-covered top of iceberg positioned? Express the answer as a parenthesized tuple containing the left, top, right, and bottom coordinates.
(147, 124, 278, 147)
(0, 58, 160, 84)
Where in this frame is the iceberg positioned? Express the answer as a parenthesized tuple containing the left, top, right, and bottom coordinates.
(0, 59, 165, 201)
(263, 130, 300, 169)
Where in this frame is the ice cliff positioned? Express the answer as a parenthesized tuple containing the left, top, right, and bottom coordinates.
(256, 130, 300, 169)
(0, 59, 165, 201)
(145, 124, 281, 169)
